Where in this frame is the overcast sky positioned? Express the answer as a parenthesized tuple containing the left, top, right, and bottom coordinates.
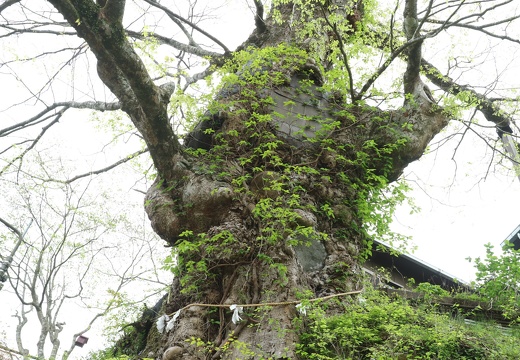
(1, 1, 520, 358)
(392, 120, 520, 283)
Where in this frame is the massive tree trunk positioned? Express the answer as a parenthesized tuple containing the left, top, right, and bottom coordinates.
(46, 0, 449, 358)
(143, 3, 447, 359)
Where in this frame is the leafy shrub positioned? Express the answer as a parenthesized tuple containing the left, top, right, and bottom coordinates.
(470, 242, 520, 320)
(296, 286, 520, 359)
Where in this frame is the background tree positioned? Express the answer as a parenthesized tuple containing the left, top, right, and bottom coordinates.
(0, 152, 169, 360)
(470, 242, 520, 321)
(1, 0, 520, 359)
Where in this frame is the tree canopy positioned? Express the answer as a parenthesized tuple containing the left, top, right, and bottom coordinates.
(1, 0, 520, 359)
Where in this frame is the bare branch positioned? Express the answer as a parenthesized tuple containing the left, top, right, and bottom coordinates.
(421, 59, 515, 136)
(0, 343, 38, 359)
(0, 43, 89, 113)
(419, 0, 520, 45)
(0, 101, 122, 169)
(63, 148, 148, 184)
(388, 0, 400, 52)
(141, 0, 230, 54)
(356, 36, 424, 101)
(425, 18, 520, 45)
(183, 64, 215, 90)
(0, 110, 65, 176)
(0, 24, 76, 38)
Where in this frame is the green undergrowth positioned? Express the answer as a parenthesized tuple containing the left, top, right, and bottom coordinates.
(84, 351, 153, 360)
(296, 285, 520, 360)
(165, 42, 416, 295)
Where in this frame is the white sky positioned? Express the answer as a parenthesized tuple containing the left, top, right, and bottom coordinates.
(392, 123, 520, 283)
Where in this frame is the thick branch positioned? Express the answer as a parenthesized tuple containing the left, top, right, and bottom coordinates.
(0, 216, 22, 238)
(403, 0, 422, 95)
(101, 0, 125, 23)
(376, 0, 451, 179)
(47, 0, 182, 181)
(0, 218, 31, 291)
(253, 0, 267, 34)
(126, 30, 223, 58)
(421, 59, 514, 136)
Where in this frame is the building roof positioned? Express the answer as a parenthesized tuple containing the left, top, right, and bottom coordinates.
(502, 224, 520, 250)
(367, 240, 469, 291)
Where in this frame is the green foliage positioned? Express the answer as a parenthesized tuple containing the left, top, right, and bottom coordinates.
(470, 242, 520, 320)
(413, 282, 450, 299)
(358, 178, 416, 257)
(162, 42, 414, 296)
(220, 44, 308, 87)
(297, 286, 520, 359)
(101, 291, 141, 344)
(83, 348, 153, 360)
